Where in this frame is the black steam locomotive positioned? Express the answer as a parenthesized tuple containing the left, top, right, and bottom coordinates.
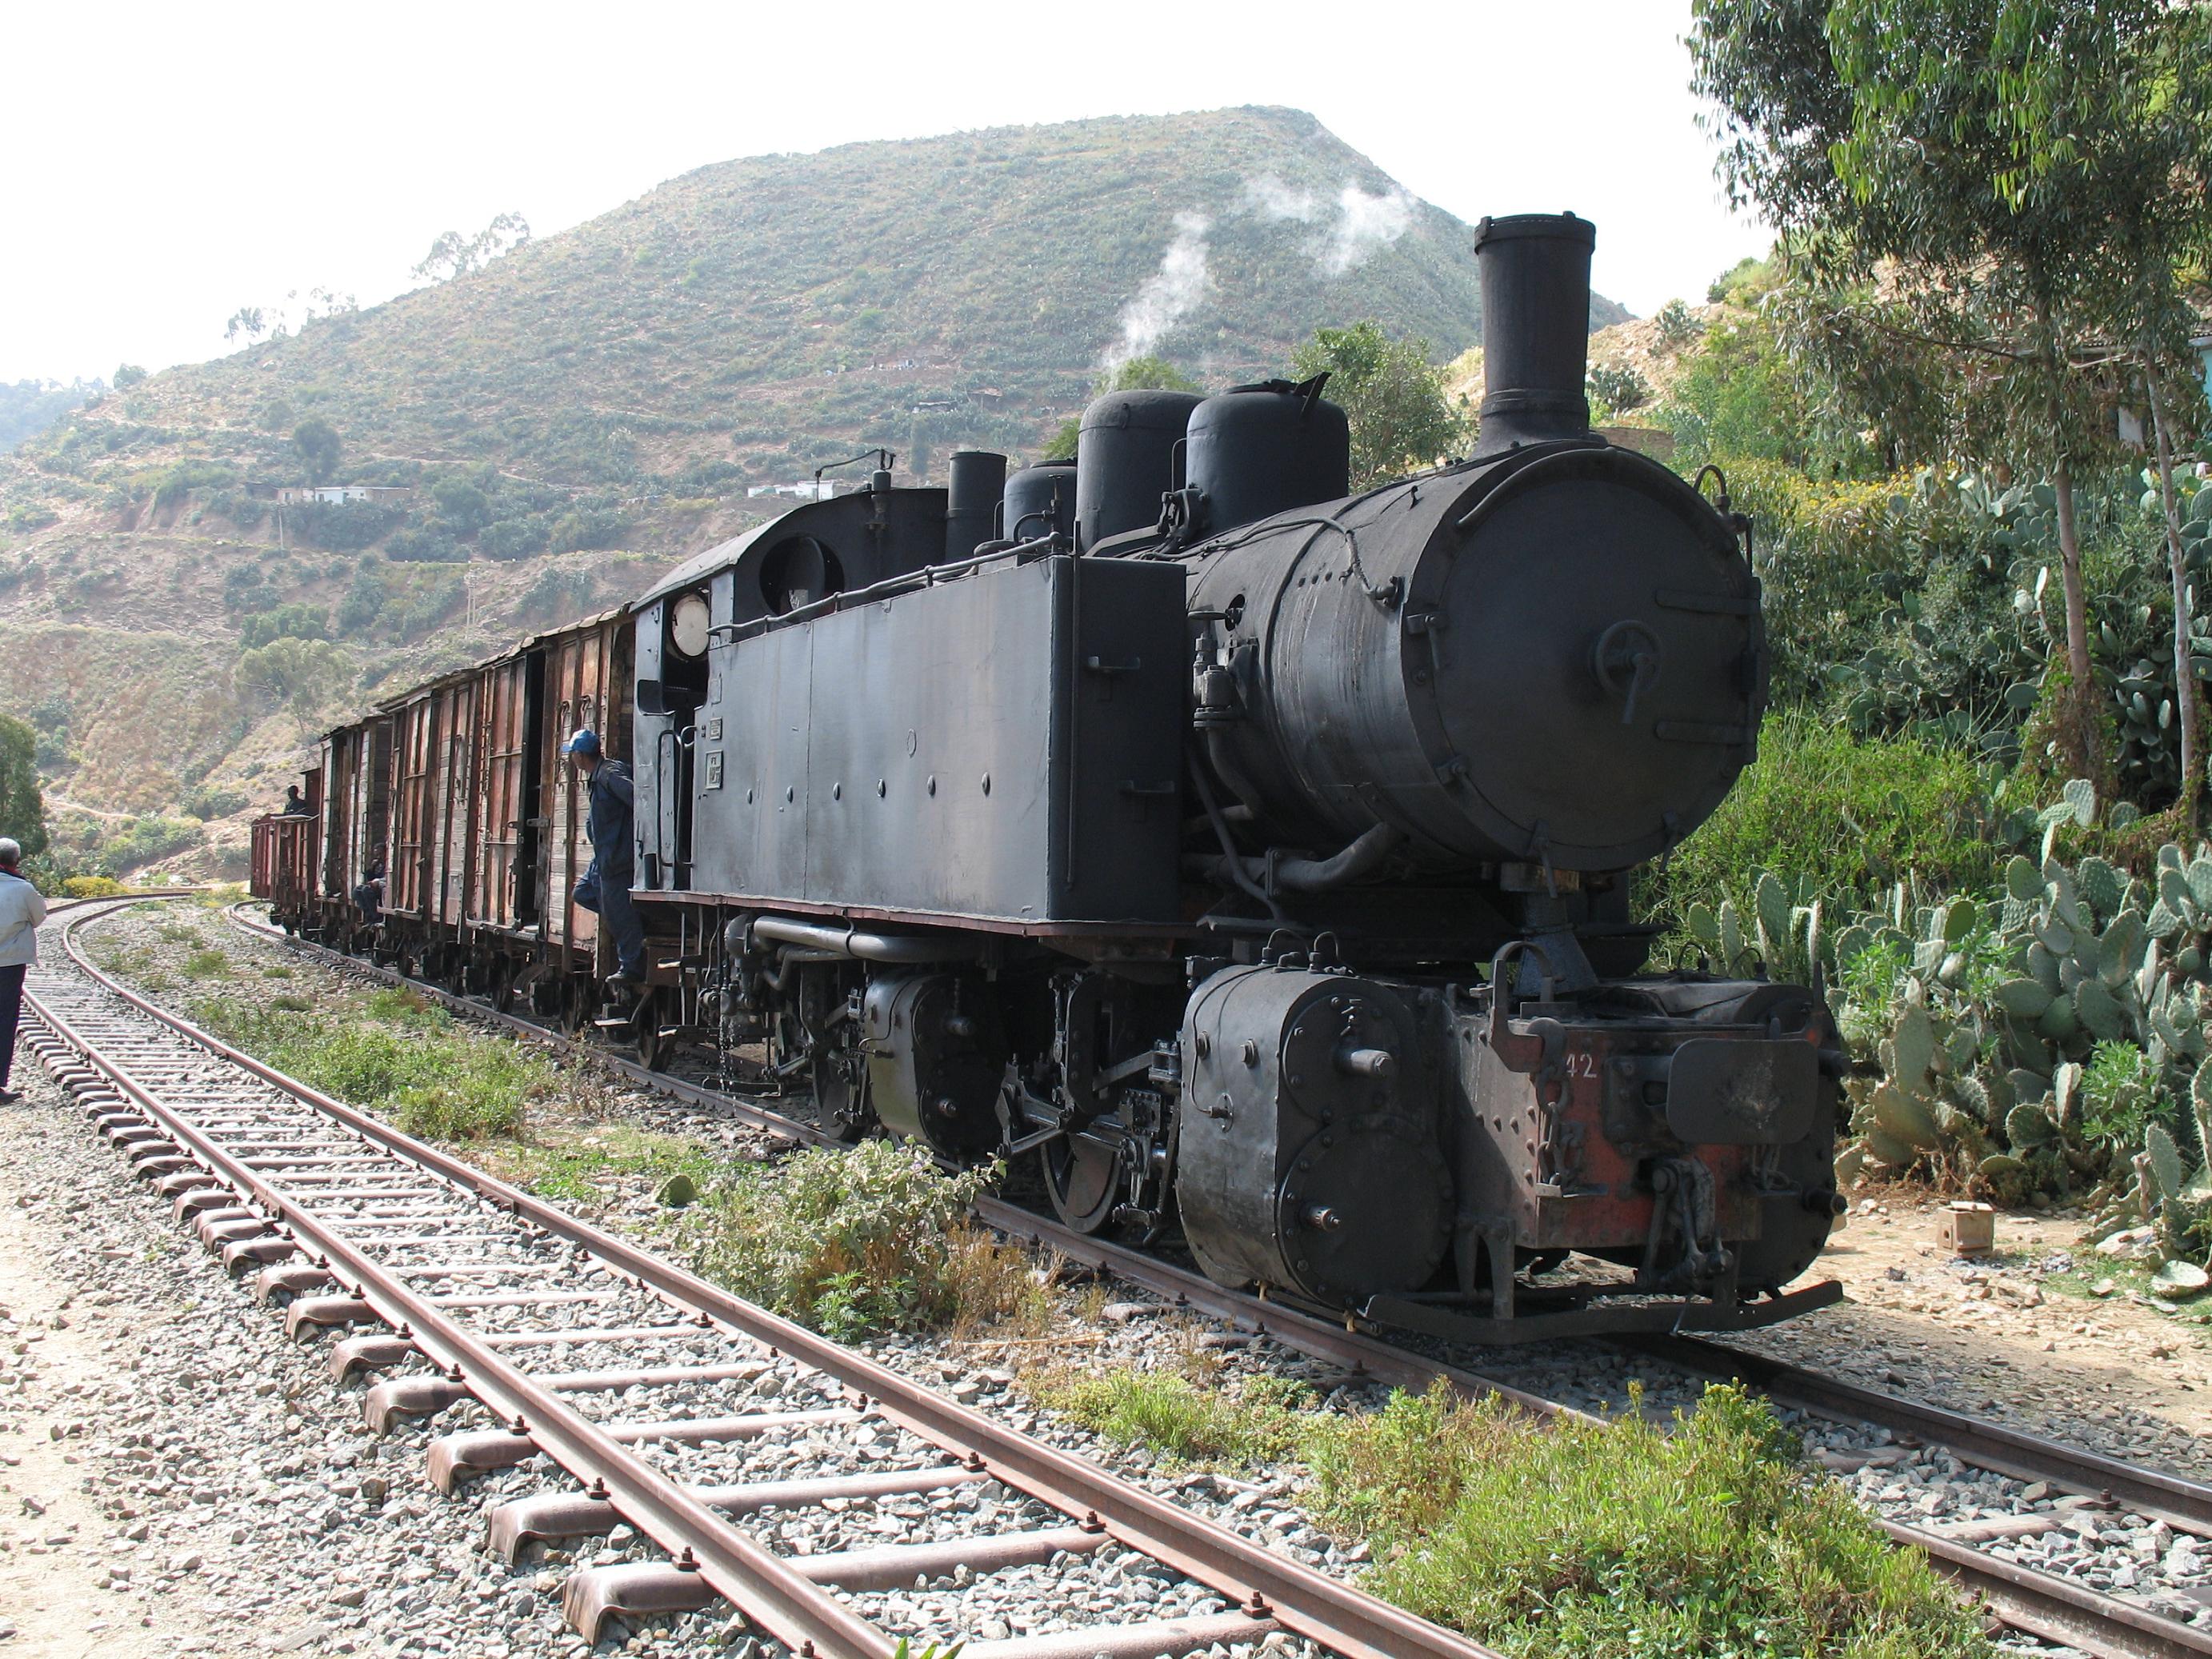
(259, 213, 1844, 1340)
(609, 213, 1844, 1340)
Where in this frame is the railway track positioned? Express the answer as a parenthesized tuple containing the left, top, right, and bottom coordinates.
(31, 901, 1497, 1659)
(193, 901, 2212, 1659)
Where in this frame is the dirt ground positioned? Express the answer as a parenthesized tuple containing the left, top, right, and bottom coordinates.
(0, 1159, 206, 1657)
(1737, 1189, 2212, 1477)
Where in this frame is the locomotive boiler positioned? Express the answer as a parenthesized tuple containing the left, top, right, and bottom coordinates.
(614, 211, 1844, 1340)
(260, 210, 1845, 1341)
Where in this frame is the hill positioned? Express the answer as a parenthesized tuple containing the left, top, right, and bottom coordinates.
(0, 106, 1628, 877)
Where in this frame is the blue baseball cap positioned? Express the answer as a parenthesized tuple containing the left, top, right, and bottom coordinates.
(563, 728, 601, 756)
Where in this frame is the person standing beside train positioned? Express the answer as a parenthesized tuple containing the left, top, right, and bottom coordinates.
(0, 837, 47, 1105)
(563, 729, 646, 988)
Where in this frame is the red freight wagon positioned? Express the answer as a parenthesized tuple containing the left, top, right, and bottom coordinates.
(248, 765, 321, 931)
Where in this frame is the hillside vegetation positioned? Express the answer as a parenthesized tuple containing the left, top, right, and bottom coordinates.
(0, 106, 1621, 873)
(6, 106, 1622, 502)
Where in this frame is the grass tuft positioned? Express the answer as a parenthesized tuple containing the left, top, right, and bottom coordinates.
(686, 1140, 1045, 1340)
(1308, 1381, 1995, 1658)
(191, 990, 549, 1141)
(1028, 1369, 1310, 1465)
(182, 949, 230, 981)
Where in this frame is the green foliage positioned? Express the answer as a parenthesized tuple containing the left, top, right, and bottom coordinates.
(238, 603, 330, 650)
(146, 460, 235, 510)
(237, 637, 355, 726)
(111, 365, 146, 389)
(1030, 1370, 1310, 1465)
(1652, 298, 1703, 350)
(428, 474, 492, 533)
(1306, 1381, 1994, 1658)
(179, 784, 246, 820)
(0, 714, 47, 860)
(290, 418, 342, 484)
(686, 1140, 1021, 1339)
(1646, 714, 2005, 935)
(191, 987, 547, 1141)
(291, 499, 398, 550)
(1586, 362, 1650, 416)
(0, 377, 98, 455)
(546, 504, 628, 554)
(1042, 354, 1202, 460)
(1291, 320, 1466, 486)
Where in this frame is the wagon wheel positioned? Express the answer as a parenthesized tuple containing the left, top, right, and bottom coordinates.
(812, 1045, 874, 1142)
(488, 958, 516, 1016)
(560, 979, 593, 1037)
(1039, 1128, 1125, 1234)
(632, 988, 665, 1070)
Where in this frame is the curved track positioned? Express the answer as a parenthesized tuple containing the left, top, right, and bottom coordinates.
(32, 901, 1495, 1659)
(217, 903, 2212, 1659)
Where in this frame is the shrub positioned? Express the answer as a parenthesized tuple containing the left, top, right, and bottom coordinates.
(1644, 713, 2006, 939)
(686, 1141, 1035, 1338)
(546, 504, 629, 554)
(1308, 1382, 1994, 1658)
(480, 515, 549, 560)
(291, 501, 399, 550)
(386, 525, 464, 562)
(1586, 362, 1651, 414)
(238, 603, 329, 649)
(61, 875, 126, 898)
(179, 785, 246, 820)
(182, 949, 230, 981)
(83, 816, 203, 877)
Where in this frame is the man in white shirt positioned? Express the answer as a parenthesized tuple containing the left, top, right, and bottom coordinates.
(0, 837, 46, 1105)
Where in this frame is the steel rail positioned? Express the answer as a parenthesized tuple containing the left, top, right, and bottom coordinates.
(221, 904, 2212, 1659)
(1626, 1333, 2212, 1537)
(29, 953, 888, 1657)
(62, 906, 1503, 1659)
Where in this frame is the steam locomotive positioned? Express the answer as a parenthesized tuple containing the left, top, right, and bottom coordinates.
(258, 213, 1845, 1341)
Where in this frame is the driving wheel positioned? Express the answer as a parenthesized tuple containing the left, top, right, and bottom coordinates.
(1040, 1129, 1124, 1233)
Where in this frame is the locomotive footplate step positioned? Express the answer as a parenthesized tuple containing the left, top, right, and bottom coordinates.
(1359, 1278, 1844, 1346)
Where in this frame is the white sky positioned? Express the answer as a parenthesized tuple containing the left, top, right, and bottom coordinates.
(0, 0, 1770, 387)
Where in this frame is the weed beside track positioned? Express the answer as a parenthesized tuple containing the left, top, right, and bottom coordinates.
(189, 984, 553, 1140)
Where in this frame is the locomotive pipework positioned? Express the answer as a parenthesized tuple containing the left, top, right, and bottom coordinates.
(253, 208, 1844, 1343)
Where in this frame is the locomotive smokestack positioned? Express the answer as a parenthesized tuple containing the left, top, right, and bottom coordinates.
(1473, 212, 1596, 454)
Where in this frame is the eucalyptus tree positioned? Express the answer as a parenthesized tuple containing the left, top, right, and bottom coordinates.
(1689, 0, 2212, 789)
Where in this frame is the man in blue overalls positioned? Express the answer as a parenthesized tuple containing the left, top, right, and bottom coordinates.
(563, 730, 646, 988)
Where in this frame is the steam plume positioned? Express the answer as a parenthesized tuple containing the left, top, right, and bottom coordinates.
(1103, 211, 1213, 369)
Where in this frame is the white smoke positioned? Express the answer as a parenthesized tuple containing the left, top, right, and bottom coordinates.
(1240, 174, 1320, 224)
(1240, 174, 1419, 277)
(1103, 211, 1213, 370)
(1319, 183, 1417, 275)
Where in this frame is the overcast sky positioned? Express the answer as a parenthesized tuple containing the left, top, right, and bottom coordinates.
(2, 0, 1769, 387)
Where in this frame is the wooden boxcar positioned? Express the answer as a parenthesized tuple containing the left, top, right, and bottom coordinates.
(257, 608, 633, 1024)
(248, 761, 322, 931)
